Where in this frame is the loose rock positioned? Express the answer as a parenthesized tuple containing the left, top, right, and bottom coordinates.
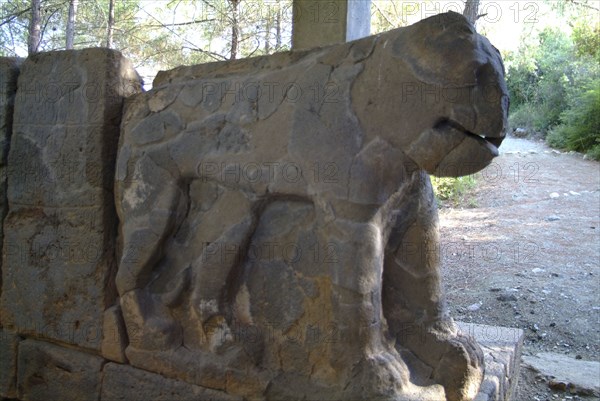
(497, 293, 518, 302)
(523, 353, 600, 397)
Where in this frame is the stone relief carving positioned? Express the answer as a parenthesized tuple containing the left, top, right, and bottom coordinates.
(115, 12, 508, 401)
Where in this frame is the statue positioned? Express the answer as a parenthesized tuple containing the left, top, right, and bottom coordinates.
(114, 12, 508, 401)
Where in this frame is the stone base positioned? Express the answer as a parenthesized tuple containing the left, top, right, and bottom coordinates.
(0, 330, 20, 399)
(3, 323, 523, 401)
(457, 322, 524, 401)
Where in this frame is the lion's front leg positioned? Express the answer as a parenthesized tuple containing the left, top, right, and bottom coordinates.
(382, 174, 484, 401)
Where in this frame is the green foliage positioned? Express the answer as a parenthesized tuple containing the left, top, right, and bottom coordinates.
(0, 0, 293, 73)
(586, 145, 600, 161)
(508, 103, 539, 133)
(507, 8, 600, 158)
(572, 21, 600, 62)
(546, 127, 568, 149)
(432, 175, 478, 207)
(0, 0, 32, 56)
(505, 57, 538, 109)
(507, 28, 573, 133)
(547, 79, 600, 159)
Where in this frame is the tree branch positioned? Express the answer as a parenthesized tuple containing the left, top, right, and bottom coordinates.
(182, 45, 228, 61)
(0, 7, 32, 28)
(145, 18, 214, 28)
(139, 7, 216, 59)
(566, 0, 600, 12)
(38, 8, 61, 52)
(371, 2, 394, 27)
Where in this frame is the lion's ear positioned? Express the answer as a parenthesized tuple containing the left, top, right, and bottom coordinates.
(390, 12, 482, 86)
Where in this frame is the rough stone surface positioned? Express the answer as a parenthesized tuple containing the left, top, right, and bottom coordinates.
(101, 363, 242, 401)
(0, 330, 21, 398)
(17, 339, 104, 401)
(116, 12, 508, 401)
(457, 322, 524, 401)
(522, 352, 600, 396)
(0, 49, 141, 349)
(101, 304, 129, 363)
(0, 57, 21, 319)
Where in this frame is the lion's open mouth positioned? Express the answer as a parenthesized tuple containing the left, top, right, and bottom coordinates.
(435, 118, 504, 153)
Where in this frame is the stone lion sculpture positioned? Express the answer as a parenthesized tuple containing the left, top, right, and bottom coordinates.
(115, 11, 508, 401)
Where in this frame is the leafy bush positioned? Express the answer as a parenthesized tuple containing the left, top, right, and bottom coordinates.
(508, 103, 552, 135)
(507, 20, 599, 157)
(506, 28, 573, 136)
(432, 176, 477, 207)
(586, 145, 600, 161)
(546, 128, 568, 149)
(572, 21, 600, 63)
(548, 80, 600, 159)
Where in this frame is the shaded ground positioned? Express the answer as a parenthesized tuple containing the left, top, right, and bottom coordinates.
(439, 136, 600, 401)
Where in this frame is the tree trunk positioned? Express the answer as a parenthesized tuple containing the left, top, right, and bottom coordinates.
(66, 0, 78, 49)
(106, 0, 115, 48)
(275, 0, 281, 50)
(229, 0, 240, 60)
(264, 12, 271, 54)
(463, 0, 480, 26)
(28, 0, 41, 54)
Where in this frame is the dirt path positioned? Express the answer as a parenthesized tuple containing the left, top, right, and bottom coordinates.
(438, 136, 600, 401)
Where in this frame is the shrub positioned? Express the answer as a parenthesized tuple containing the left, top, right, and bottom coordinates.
(508, 103, 554, 135)
(432, 175, 477, 206)
(546, 127, 569, 149)
(547, 79, 600, 159)
(586, 145, 600, 161)
(506, 28, 574, 136)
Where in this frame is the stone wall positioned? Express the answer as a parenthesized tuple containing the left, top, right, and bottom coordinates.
(0, 50, 177, 401)
(1, 49, 135, 349)
(0, 57, 22, 400)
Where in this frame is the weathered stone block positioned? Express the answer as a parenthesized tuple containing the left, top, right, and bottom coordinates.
(116, 12, 508, 401)
(17, 339, 104, 401)
(0, 58, 20, 164)
(458, 322, 524, 401)
(100, 363, 242, 401)
(0, 58, 21, 326)
(0, 49, 141, 349)
(0, 330, 21, 398)
(101, 303, 128, 363)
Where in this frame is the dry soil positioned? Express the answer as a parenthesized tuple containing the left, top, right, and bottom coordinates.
(439, 136, 600, 401)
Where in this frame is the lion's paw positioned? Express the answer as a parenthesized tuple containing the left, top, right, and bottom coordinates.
(395, 322, 484, 401)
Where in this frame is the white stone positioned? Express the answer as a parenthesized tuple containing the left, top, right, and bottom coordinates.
(523, 352, 600, 396)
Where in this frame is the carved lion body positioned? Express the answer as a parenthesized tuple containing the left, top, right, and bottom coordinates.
(115, 12, 508, 401)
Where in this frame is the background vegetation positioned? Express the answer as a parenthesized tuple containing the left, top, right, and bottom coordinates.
(0, 0, 295, 81)
(505, 1, 599, 159)
(432, 176, 478, 207)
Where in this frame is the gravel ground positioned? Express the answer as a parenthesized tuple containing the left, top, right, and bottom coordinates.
(439, 135, 600, 401)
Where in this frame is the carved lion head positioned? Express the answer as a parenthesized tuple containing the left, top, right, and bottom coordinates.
(354, 12, 509, 177)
